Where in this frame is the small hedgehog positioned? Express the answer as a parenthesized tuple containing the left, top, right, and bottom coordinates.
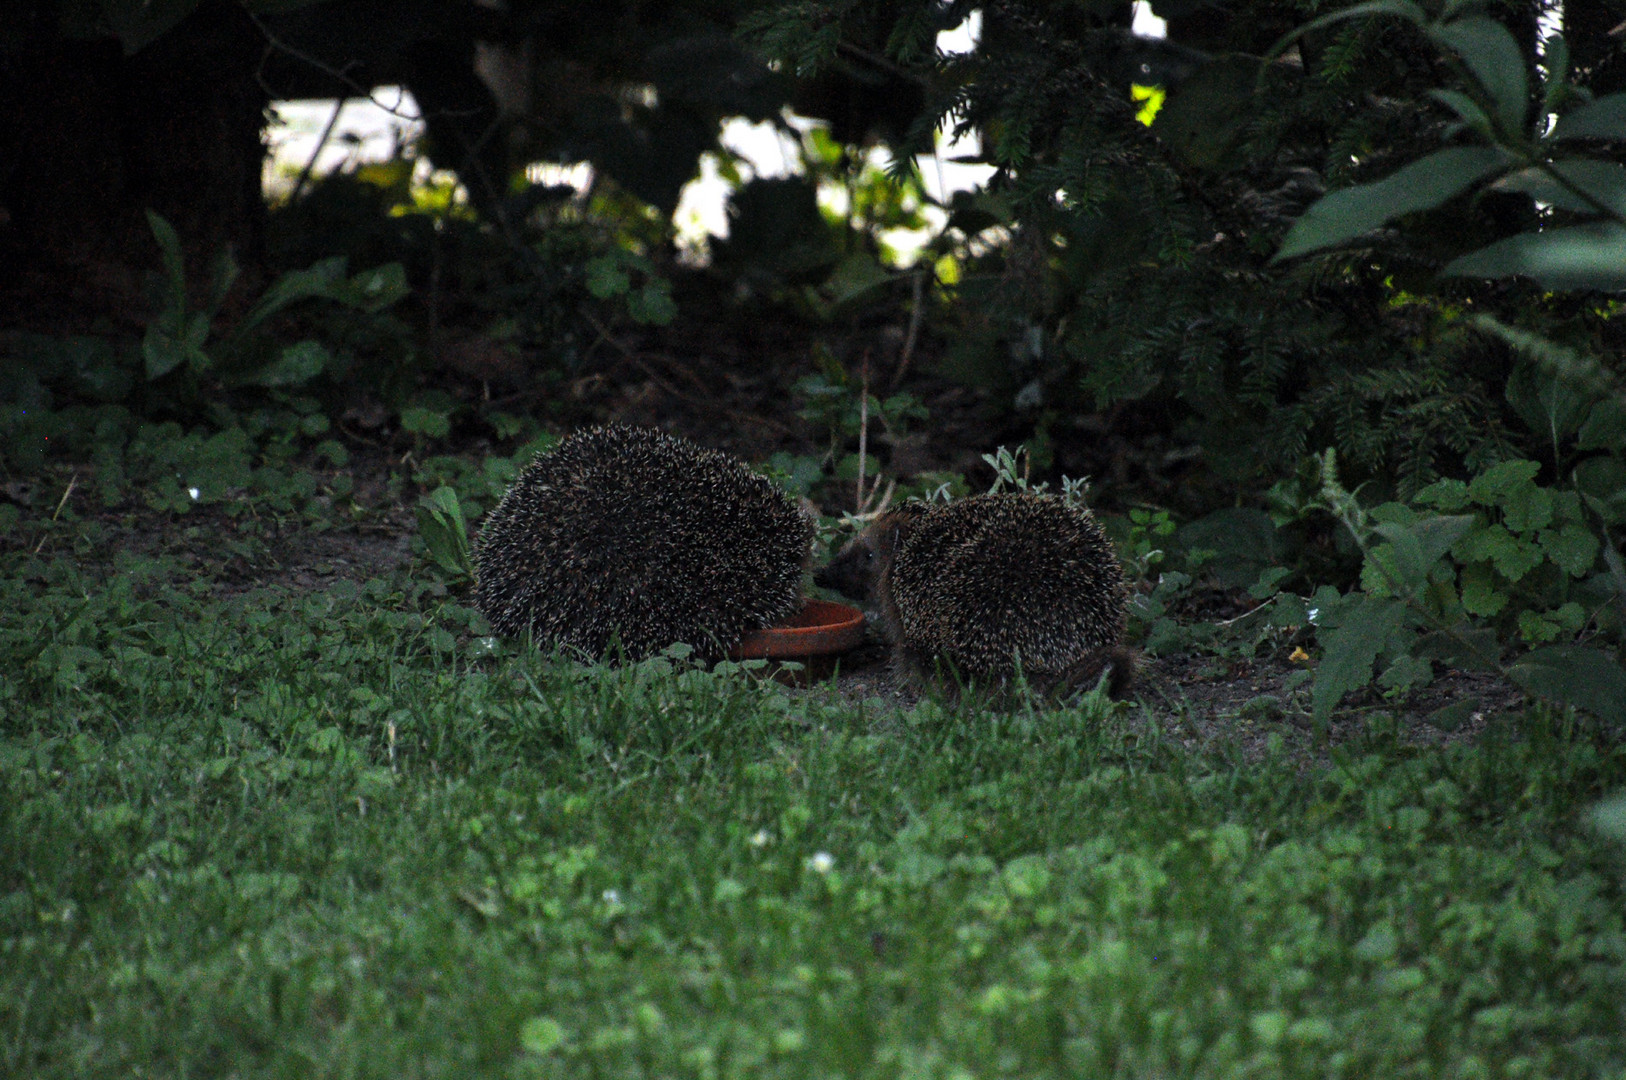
(475, 425, 812, 660)
(815, 492, 1134, 697)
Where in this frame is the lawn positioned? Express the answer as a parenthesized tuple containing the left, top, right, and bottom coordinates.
(4, 546, 1625, 1079)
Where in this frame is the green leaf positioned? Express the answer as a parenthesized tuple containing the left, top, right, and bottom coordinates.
(1459, 562, 1508, 617)
(519, 1015, 566, 1055)
(236, 257, 349, 336)
(1413, 626, 1502, 672)
(1311, 594, 1412, 725)
(417, 487, 474, 580)
(1576, 397, 1626, 452)
(1260, 0, 1429, 71)
(1538, 522, 1600, 577)
(1550, 92, 1626, 142)
(1458, 524, 1543, 583)
(1538, 34, 1570, 120)
(1427, 697, 1480, 731)
(1467, 460, 1540, 505)
(202, 245, 241, 316)
(627, 282, 678, 325)
(1501, 482, 1554, 534)
(1573, 455, 1626, 524)
(1427, 16, 1528, 135)
(1505, 362, 1593, 446)
(400, 407, 451, 440)
(1518, 608, 1562, 644)
(1507, 645, 1626, 724)
(1370, 515, 1476, 595)
(1444, 222, 1626, 291)
(1491, 161, 1626, 219)
(1276, 147, 1510, 260)
(1414, 478, 1470, 511)
(144, 208, 187, 317)
(1428, 89, 1494, 136)
(142, 316, 211, 380)
(822, 252, 894, 308)
(585, 256, 631, 299)
(1590, 793, 1626, 842)
(101, 0, 202, 54)
(247, 341, 330, 387)
(335, 263, 409, 312)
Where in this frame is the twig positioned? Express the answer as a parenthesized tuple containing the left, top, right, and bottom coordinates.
(33, 473, 78, 554)
(579, 309, 792, 433)
(289, 97, 344, 205)
(892, 270, 927, 389)
(856, 351, 870, 513)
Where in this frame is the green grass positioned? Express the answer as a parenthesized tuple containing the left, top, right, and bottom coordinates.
(4, 551, 1626, 1079)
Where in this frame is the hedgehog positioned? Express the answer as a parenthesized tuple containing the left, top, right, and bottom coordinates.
(474, 425, 812, 660)
(814, 492, 1134, 698)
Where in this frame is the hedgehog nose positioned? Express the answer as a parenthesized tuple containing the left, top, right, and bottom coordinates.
(812, 563, 835, 588)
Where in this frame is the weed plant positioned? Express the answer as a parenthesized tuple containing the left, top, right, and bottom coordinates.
(4, 542, 1626, 1078)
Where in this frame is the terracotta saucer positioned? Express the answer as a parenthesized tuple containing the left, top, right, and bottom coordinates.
(729, 599, 866, 679)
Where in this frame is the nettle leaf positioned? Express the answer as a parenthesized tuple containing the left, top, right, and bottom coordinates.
(1443, 222, 1626, 291)
(1549, 92, 1626, 142)
(1414, 625, 1502, 672)
(1539, 522, 1600, 577)
(1311, 593, 1414, 725)
(1276, 147, 1510, 261)
(1459, 562, 1509, 617)
(1508, 644, 1626, 724)
(1467, 459, 1541, 505)
(1379, 652, 1434, 692)
(1367, 515, 1476, 596)
(1428, 16, 1528, 136)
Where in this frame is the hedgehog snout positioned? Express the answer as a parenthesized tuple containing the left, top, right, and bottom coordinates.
(813, 543, 878, 601)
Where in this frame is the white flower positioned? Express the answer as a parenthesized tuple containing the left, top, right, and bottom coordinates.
(748, 829, 770, 848)
(188, 487, 200, 501)
(601, 889, 621, 904)
(808, 851, 835, 874)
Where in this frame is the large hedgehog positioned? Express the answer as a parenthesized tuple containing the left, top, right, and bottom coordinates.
(475, 425, 812, 660)
(815, 492, 1133, 696)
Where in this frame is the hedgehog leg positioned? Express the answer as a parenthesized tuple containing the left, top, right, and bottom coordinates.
(1055, 646, 1139, 701)
(888, 642, 933, 692)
